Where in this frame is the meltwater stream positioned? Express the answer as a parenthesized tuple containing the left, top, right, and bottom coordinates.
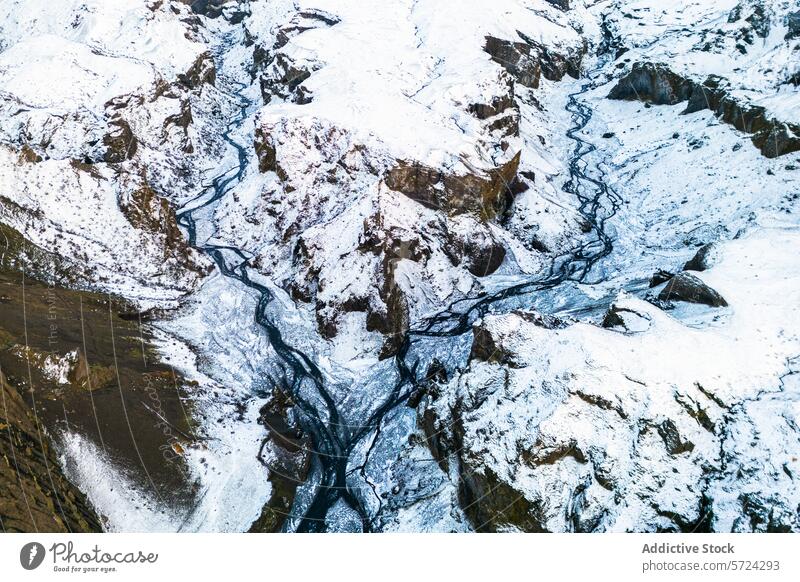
(176, 35, 620, 530)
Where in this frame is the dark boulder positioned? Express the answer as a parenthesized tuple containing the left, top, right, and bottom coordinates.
(470, 323, 518, 366)
(683, 243, 717, 272)
(658, 272, 728, 307)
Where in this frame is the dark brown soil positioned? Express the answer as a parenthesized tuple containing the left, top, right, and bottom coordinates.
(0, 240, 202, 530)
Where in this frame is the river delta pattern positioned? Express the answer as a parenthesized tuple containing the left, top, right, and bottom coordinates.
(1, 0, 800, 533)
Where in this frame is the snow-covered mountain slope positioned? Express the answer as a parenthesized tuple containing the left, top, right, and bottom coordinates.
(1, 0, 798, 533)
(206, 0, 595, 359)
(407, 0, 800, 532)
(603, 0, 800, 157)
(425, 229, 800, 532)
(0, 0, 218, 304)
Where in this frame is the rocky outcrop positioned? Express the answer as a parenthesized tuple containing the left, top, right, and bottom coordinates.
(545, 0, 571, 10)
(274, 9, 341, 50)
(385, 153, 520, 220)
(445, 221, 506, 277)
(484, 33, 583, 90)
(608, 62, 800, 158)
(484, 36, 541, 89)
(179, 0, 230, 19)
(260, 53, 318, 105)
(608, 62, 694, 105)
(657, 271, 728, 307)
(786, 10, 800, 40)
(683, 243, 719, 272)
(516, 31, 584, 82)
(468, 85, 519, 138)
(728, 0, 771, 52)
(257, 10, 340, 104)
(116, 174, 207, 279)
(1, 370, 102, 532)
(177, 51, 217, 88)
(248, 384, 311, 532)
(419, 266, 800, 532)
(103, 118, 138, 163)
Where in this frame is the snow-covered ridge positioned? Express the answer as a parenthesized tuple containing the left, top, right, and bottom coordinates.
(0, 0, 218, 304)
(425, 228, 800, 531)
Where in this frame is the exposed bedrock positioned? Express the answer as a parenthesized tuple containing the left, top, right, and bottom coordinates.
(1, 370, 102, 532)
(608, 62, 800, 158)
(256, 10, 340, 104)
(177, 51, 217, 89)
(384, 153, 521, 220)
(484, 33, 584, 90)
(116, 172, 208, 279)
(252, 117, 524, 353)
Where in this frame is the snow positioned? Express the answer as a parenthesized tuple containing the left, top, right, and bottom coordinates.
(439, 226, 800, 531)
(601, 0, 800, 121)
(2, 0, 799, 533)
(58, 322, 272, 532)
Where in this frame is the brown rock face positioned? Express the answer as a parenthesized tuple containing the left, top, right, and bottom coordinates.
(254, 128, 278, 173)
(446, 228, 506, 277)
(484, 36, 542, 89)
(609, 62, 800, 158)
(117, 176, 204, 277)
(103, 118, 138, 163)
(178, 51, 217, 88)
(385, 152, 521, 219)
(484, 33, 583, 90)
(1, 370, 102, 532)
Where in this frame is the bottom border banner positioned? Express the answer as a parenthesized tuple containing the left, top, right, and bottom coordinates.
(1, 533, 798, 581)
